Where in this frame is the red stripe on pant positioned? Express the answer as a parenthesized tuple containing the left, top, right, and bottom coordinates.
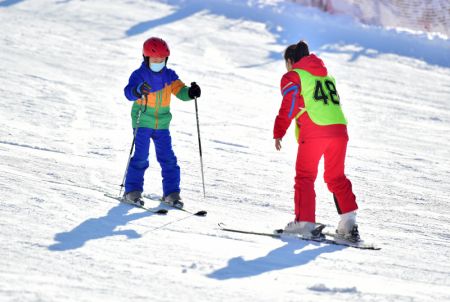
(294, 137, 358, 222)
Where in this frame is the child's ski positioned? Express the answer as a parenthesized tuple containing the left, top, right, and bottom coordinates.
(104, 193, 168, 215)
(143, 194, 207, 217)
(218, 223, 380, 250)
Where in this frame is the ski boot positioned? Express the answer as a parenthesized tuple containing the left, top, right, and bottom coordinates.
(163, 192, 184, 209)
(336, 211, 360, 242)
(123, 191, 145, 206)
(283, 221, 325, 239)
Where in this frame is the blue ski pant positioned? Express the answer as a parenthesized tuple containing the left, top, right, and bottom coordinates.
(125, 128, 180, 196)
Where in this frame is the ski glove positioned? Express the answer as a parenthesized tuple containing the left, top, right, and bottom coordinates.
(134, 82, 151, 98)
(188, 82, 201, 99)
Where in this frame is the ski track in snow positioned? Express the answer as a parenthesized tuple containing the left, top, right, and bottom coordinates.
(1, 0, 450, 301)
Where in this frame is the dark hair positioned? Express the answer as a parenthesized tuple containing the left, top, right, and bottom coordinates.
(284, 40, 310, 63)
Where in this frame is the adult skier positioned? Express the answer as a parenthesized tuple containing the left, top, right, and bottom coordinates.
(123, 37, 201, 208)
(273, 40, 360, 242)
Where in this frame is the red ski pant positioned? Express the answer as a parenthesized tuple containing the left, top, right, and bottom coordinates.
(294, 137, 358, 222)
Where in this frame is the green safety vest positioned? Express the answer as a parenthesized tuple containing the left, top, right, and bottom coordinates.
(293, 69, 347, 140)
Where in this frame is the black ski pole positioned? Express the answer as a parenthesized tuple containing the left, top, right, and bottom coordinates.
(119, 95, 148, 197)
(194, 96, 206, 198)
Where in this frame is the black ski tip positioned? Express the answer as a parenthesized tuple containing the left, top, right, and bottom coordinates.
(136, 205, 167, 215)
(194, 210, 207, 217)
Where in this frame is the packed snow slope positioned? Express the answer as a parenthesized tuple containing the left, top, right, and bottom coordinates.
(1, 1, 450, 301)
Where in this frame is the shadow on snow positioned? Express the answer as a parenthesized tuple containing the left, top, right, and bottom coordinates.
(124, 0, 450, 68)
(48, 203, 154, 251)
(0, 0, 25, 7)
(207, 237, 345, 280)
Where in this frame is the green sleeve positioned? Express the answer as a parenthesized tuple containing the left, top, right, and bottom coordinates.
(176, 86, 192, 102)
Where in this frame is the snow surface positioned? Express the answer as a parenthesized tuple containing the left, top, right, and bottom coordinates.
(1, 0, 450, 301)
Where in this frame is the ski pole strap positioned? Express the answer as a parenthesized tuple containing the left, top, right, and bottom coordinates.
(142, 94, 148, 113)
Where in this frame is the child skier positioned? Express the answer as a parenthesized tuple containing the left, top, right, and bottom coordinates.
(123, 37, 201, 208)
(273, 40, 360, 242)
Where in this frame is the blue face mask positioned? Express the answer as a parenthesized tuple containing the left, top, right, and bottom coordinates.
(150, 61, 165, 72)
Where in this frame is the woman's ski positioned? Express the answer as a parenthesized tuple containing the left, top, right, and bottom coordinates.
(218, 223, 380, 250)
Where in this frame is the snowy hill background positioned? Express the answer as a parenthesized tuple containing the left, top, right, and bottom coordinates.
(292, 0, 450, 38)
(1, 0, 450, 301)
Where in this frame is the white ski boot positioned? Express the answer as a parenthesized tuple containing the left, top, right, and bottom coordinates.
(283, 221, 324, 239)
(336, 211, 360, 242)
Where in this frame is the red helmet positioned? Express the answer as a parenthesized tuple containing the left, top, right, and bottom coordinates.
(143, 37, 170, 58)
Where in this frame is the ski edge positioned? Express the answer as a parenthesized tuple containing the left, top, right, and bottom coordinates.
(143, 194, 207, 217)
(218, 222, 281, 238)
